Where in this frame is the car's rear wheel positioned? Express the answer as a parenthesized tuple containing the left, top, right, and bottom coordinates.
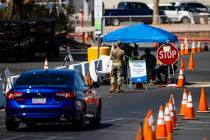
(181, 17, 191, 24)
(89, 103, 101, 126)
(73, 101, 86, 130)
(6, 120, 19, 131)
(112, 19, 120, 26)
(73, 110, 86, 130)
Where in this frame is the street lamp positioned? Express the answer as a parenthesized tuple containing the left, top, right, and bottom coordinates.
(80, 7, 84, 28)
(80, 7, 85, 43)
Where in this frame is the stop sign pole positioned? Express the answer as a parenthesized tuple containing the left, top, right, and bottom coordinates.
(157, 43, 179, 83)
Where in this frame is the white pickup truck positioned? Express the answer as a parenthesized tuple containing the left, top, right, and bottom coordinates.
(158, 2, 209, 24)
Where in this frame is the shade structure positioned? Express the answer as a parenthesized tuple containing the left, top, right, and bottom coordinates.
(102, 24, 178, 43)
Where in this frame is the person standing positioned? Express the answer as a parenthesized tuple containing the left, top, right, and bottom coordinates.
(140, 48, 156, 82)
(110, 42, 125, 93)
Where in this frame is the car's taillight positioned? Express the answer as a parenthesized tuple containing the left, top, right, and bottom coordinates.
(56, 91, 76, 99)
(6, 91, 23, 100)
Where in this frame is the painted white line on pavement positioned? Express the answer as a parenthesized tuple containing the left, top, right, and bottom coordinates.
(120, 117, 144, 121)
(130, 112, 147, 115)
(166, 82, 210, 88)
(197, 115, 210, 118)
(178, 127, 210, 131)
(114, 123, 138, 127)
(98, 129, 135, 135)
(102, 118, 125, 123)
(46, 136, 57, 140)
(3, 135, 25, 140)
(186, 121, 210, 124)
(103, 116, 143, 121)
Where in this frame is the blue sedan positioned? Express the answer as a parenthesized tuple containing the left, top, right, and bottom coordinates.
(5, 69, 102, 131)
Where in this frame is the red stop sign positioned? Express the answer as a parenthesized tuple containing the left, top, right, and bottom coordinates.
(157, 43, 179, 65)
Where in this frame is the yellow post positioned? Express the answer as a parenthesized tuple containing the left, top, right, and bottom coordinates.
(87, 46, 110, 63)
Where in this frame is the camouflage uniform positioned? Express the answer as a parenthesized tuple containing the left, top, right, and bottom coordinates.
(110, 47, 125, 92)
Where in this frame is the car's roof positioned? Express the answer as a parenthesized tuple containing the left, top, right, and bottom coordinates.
(21, 69, 77, 76)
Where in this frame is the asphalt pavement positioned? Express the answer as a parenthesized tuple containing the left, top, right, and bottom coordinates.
(0, 50, 210, 140)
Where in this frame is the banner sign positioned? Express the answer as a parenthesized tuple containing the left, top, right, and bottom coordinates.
(94, 0, 103, 35)
(129, 60, 147, 83)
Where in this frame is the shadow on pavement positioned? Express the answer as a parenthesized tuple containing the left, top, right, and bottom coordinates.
(18, 123, 113, 132)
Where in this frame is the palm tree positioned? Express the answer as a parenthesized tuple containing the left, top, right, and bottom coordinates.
(153, 0, 159, 25)
(7, 0, 32, 19)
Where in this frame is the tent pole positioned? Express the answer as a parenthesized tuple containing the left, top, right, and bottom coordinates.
(172, 64, 175, 83)
(97, 35, 102, 59)
(168, 65, 171, 84)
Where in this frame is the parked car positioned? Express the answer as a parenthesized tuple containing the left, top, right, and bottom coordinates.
(0, 91, 5, 109)
(5, 69, 102, 131)
(104, 2, 167, 26)
(163, 1, 209, 23)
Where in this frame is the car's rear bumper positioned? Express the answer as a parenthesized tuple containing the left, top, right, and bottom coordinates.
(6, 106, 76, 122)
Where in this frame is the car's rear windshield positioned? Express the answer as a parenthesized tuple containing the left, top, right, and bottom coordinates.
(15, 73, 72, 86)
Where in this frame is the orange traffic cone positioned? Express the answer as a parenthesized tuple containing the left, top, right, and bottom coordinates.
(184, 92, 197, 120)
(188, 53, 195, 70)
(84, 33, 89, 44)
(176, 65, 185, 88)
(135, 122, 143, 140)
(168, 98, 176, 129)
(191, 42, 196, 54)
(44, 58, 48, 69)
(180, 43, 185, 56)
(170, 95, 177, 124)
(179, 88, 188, 116)
(197, 87, 210, 113)
(167, 133, 172, 140)
(148, 109, 156, 139)
(164, 103, 173, 134)
(143, 115, 153, 140)
(184, 39, 189, 55)
(203, 137, 208, 140)
(156, 106, 167, 139)
(180, 57, 185, 71)
(197, 42, 202, 53)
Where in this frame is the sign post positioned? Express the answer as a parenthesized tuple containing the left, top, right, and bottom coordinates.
(157, 43, 179, 83)
(94, 0, 103, 35)
(94, 0, 103, 59)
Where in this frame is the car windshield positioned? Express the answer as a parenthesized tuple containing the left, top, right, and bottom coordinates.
(15, 72, 72, 86)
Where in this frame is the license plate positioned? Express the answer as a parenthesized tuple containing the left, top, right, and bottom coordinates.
(32, 98, 46, 104)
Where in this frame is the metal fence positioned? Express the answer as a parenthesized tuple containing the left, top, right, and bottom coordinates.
(73, 14, 210, 34)
(74, 14, 210, 26)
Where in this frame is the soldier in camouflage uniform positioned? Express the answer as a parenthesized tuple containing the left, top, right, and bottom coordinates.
(110, 42, 125, 93)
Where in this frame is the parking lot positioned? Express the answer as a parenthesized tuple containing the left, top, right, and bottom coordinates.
(0, 50, 210, 139)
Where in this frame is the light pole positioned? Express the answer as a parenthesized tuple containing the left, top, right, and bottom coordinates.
(80, 7, 85, 44)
